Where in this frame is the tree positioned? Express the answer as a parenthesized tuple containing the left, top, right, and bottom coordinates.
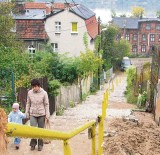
(111, 9, 116, 18)
(131, 6, 144, 18)
(101, 25, 131, 70)
(156, 11, 160, 18)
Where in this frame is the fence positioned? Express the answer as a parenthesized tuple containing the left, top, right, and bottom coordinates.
(6, 89, 109, 155)
(55, 84, 81, 110)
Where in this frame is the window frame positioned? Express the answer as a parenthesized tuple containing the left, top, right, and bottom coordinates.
(150, 34, 155, 42)
(125, 34, 130, 41)
(142, 34, 146, 41)
(146, 24, 151, 30)
(133, 34, 137, 41)
(132, 45, 137, 53)
(51, 43, 58, 52)
(55, 21, 61, 33)
(71, 22, 78, 33)
(141, 45, 146, 52)
(156, 24, 160, 30)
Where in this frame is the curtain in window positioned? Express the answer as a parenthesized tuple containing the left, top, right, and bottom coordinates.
(72, 22, 77, 32)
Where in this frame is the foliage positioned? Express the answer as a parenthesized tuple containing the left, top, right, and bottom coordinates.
(125, 67, 137, 104)
(56, 105, 65, 116)
(83, 32, 88, 50)
(78, 50, 103, 77)
(48, 80, 61, 97)
(156, 10, 160, 18)
(111, 9, 116, 18)
(101, 25, 131, 70)
(82, 93, 88, 101)
(131, 6, 144, 18)
(90, 83, 98, 93)
(69, 100, 76, 108)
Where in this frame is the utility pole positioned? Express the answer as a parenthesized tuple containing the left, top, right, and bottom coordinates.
(98, 16, 101, 90)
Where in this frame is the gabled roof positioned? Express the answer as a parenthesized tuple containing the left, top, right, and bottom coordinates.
(112, 17, 139, 29)
(85, 16, 98, 39)
(70, 4, 95, 20)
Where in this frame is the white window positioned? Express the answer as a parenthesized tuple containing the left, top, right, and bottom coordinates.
(146, 24, 151, 30)
(133, 34, 137, 41)
(28, 45, 35, 59)
(132, 45, 137, 53)
(55, 22, 61, 33)
(142, 34, 146, 41)
(51, 43, 58, 52)
(125, 34, 130, 41)
(150, 34, 155, 42)
(156, 24, 160, 30)
(141, 45, 146, 52)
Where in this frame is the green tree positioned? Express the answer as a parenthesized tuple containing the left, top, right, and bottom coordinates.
(156, 10, 160, 18)
(101, 25, 131, 70)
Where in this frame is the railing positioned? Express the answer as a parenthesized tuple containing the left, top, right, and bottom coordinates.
(6, 90, 109, 155)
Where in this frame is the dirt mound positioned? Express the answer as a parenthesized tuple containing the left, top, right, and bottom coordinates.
(103, 112, 160, 155)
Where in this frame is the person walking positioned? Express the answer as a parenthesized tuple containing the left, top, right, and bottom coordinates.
(25, 79, 50, 151)
(8, 103, 26, 150)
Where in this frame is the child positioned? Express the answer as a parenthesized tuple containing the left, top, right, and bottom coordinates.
(8, 103, 26, 150)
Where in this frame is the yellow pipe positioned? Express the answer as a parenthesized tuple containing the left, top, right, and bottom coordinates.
(91, 125, 96, 155)
(64, 140, 72, 155)
(98, 116, 103, 155)
(6, 121, 95, 140)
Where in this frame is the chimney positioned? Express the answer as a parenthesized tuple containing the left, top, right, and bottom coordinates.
(64, 3, 70, 9)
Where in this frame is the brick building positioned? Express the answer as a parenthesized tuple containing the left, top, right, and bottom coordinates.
(112, 17, 160, 55)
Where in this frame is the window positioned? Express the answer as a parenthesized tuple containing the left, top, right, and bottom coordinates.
(142, 34, 146, 41)
(55, 22, 61, 33)
(51, 43, 58, 52)
(133, 34, 137, 41)
(156, 24, 160, 30)
(28, 45, 35, 59)
(141, 45, 146, 52)
(150, 34, 155, 42)
(125, 34, 130, 41)
(132, 45, 137, 53)
(71, 22, 78, 33)
(146, 24, 151, 30)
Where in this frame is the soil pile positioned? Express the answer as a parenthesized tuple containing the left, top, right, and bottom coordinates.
(103, 112, 160, 155)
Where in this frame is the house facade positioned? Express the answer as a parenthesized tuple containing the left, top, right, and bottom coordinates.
(45, 4, 98, 56)
(14, 2, 98, 56)
(112, 17, 160, 55)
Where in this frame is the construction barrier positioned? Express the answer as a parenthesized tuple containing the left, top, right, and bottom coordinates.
(6, 90, 109, 155)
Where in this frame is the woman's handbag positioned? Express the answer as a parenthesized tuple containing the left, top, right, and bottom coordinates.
(43, 119, 51, 144)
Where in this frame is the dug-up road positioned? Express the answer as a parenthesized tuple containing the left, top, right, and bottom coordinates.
(7, 73, 152, 155)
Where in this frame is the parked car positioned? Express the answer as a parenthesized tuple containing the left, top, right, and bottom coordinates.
(120, 57, 132, 71)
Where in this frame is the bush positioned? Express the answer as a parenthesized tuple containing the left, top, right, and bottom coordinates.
(56, 105, 65, 116)
(48, 80, 61, 97)
(69, 100, 76, 108)
(90, 83, 97, 93)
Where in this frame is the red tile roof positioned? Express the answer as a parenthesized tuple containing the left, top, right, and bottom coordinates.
(24, 2, 51, 14)
(24, 2, 47, 9)
(85, 16, 98, 39)
(52, 3, 75, 9)
(16, 20, 48, 40)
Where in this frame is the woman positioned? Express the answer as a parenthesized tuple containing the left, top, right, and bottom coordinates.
(25, 79, 50, 151)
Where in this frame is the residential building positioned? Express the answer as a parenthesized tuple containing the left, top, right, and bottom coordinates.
(14, 2, 98, 56)
(112, 17, 160, 55)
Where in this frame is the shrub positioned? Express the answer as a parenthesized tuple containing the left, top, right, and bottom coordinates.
(69, 100, 76, 108)
(56, 105, 65, 116)
(48, 80, 61, 97)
